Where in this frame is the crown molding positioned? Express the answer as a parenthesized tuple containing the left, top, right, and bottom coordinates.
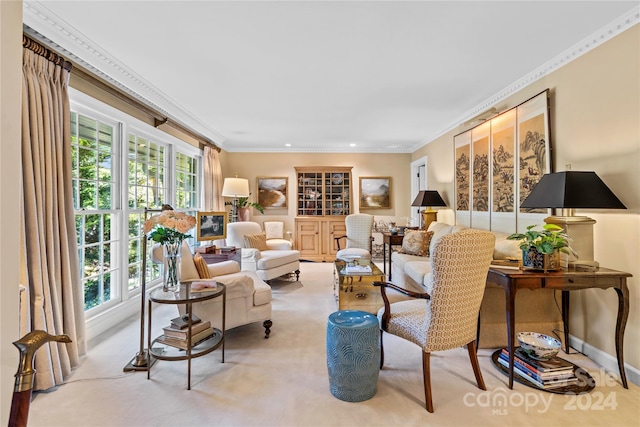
(23, 1, 638, 154)
(413, 6, 640, 153)
(23, 0, 227, 148)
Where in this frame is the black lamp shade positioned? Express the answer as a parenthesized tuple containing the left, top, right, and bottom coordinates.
(520, 171, 626, 209)
(412, 190, 447, 207)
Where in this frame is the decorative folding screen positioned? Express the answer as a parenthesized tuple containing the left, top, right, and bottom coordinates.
(454, 90, 551, 233)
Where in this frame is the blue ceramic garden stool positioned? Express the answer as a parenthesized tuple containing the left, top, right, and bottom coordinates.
(326, 310, 380, 402)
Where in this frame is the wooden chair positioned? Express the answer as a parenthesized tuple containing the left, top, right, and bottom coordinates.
(375, 229, 495, 412)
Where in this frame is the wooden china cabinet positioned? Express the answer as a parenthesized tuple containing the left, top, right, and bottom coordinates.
(294, 166, 352, 262)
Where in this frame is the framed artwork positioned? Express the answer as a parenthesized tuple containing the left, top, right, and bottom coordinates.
(257, 177, 288, 209)
(359, 176, 391, 209)
(196, 211, 227, 241)
(453, 89, 550, 232)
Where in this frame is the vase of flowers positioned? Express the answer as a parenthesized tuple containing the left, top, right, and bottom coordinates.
(143, 209, 197, 292)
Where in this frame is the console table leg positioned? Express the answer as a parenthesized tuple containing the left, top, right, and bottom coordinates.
(615, 283, 630, 389)
(562, 291, 570, 353)
(505, 287, 516, 389)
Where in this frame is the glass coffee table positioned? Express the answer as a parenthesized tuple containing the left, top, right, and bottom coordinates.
(333, 259, 385, 314)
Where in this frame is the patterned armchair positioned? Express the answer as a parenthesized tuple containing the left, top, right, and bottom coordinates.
(375, 229, 495, 412)
(334, 214, 374, 261)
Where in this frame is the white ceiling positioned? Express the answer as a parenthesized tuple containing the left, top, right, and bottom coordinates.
(24, 1, 639, 153)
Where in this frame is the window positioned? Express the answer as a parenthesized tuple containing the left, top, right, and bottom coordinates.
(127, 132, 167, 292)
(71, 111, 119, 311)
(71, 90, 202, 319)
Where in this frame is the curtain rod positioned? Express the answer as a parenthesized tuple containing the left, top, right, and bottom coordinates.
(22, 31, 221, 153)
(23, 35, 72, 72)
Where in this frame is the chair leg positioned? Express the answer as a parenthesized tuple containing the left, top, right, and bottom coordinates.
(466, 340, 486, 390)
(379, 330, 385, 369)
(263, 320, 272, 339)
(422, 351, 434, 413)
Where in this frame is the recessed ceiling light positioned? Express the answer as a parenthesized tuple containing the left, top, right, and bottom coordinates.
(285, 143, 291, 147)
(350, 143, 356, 147)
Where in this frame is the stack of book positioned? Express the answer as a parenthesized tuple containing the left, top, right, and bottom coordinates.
(498, 347, 579, 389)
(156, 317, 214, 350)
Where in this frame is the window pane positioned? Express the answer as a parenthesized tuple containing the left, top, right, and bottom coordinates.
(72, 111, 118, 314)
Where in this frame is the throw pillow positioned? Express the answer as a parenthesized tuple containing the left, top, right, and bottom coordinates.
(398, 230, 433, 257)
(193, 253, 211, 279)
(243, 232, 269, 251)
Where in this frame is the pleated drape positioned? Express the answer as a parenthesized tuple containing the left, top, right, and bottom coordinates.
(203, 145, 225, 211)
(21, 48, 86, 391)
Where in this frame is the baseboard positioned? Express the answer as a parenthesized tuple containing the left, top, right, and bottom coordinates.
(569, 334, 640, 387)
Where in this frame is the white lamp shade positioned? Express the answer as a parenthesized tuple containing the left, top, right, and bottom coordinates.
(222, 177, 249, 197)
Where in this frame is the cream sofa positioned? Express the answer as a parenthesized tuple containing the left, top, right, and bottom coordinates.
(390, 222, 563, 349)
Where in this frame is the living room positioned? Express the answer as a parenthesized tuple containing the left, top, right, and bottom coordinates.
(1, 1, 639, 425)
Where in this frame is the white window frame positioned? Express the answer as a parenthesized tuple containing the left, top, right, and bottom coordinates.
(70, 89, 203, 340)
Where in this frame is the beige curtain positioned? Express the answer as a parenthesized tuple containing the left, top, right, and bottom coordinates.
(203, 145, 225, 211)
(21, 48, 86, 391)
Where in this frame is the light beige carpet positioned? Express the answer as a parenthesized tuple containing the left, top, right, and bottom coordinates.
(29, 262, 639, 427)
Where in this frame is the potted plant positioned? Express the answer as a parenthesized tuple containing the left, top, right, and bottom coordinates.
(507, 224, 577, 271)
(225, 194, 264, 221)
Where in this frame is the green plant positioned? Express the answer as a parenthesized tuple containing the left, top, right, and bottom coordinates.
(507, 224, 577, 257)
(225, 194, 264, 214)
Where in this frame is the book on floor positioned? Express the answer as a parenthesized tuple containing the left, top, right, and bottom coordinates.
(498, 352, 575, 382)
(497, 357, 578, 389)
(502, 347, 574, 373)
(170, 314, 202, 330)
(162, 320, 212, 339)
(156, 327, 215, 350)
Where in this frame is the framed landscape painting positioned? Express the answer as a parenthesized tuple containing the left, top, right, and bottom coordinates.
(196, 211, 226, 241)
(359, 177, 391, 209)
(257, 177, 288, 209)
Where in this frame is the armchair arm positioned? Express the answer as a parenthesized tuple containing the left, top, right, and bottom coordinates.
(333, 235, 347, 251)
(240, 247, 262, 261)
(373, 281, 431, 331)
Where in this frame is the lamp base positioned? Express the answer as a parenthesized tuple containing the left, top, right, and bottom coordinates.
(544, 215, 596, 266)
(421, 210, 437, 230)
(123, 348, 162, 372)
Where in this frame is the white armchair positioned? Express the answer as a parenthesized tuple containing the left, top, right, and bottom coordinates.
(263, 221, 293, 250)
(227, 222, 301, 283)
(151, 242, 273, 338)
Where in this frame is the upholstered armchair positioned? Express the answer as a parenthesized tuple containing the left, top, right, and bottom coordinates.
(151, 242, 273, 338)
(263, 221, 293, 250)
(226, 222, 300, 283)
(375, 229, 495, 412)
(334, 213, 374, 261)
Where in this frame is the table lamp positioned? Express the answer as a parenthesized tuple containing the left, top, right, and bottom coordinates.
(222, 177, 250, 222)
(412, 190, 447, 230)
(520, 171, 626, 267)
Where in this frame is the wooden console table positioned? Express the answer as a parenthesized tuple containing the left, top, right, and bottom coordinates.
(381, 232, 404, 279)
(486, 266, 632, 389)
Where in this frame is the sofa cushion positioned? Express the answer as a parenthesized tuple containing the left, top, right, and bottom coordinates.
(256, 250, 301, 270)
(427, 222, 455, 254)
(244, 232, 269, 251)
(399, 230, 433, 256)
(404, 261, 431, 290)
(193, 253, 211, 279)
(493, 235, 522, 260)
(215, 273, 255, 299)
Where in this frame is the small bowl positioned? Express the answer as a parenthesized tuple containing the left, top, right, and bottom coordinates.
(517, 332, 561, 360)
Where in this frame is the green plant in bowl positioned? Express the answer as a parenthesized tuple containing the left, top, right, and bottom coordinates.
(507, 224, 577, 257)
